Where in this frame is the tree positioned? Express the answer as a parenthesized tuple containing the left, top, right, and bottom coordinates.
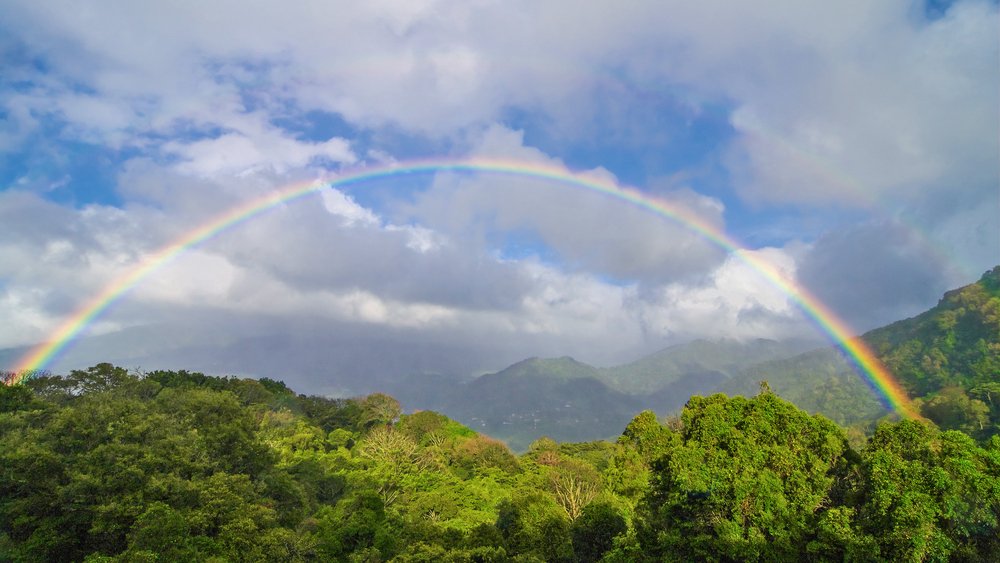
(0, 384, 37, 413)
(549, 458, 602, 520)
(571, 502, 627, 563)
(359, 392, 402, 428)
(66, 363, 135, 395)
(619, 410, 674, 462)
(495, 492, 573, 561)
(852, 420, 1000, 560)
(919, 386, 990, 435)
(357, 425, 427, 506)
(636, 392, 850, 560)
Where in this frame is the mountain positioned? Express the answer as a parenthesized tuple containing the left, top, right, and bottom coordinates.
(866, 265, 999, 397)
(718, 347, 886, 427)
(722, 266, 1000, 432)
(411, 266, 1000, 447)
(387, 341, 813, 450)
(599, 338, 815, 394)
(443, 358, 643, 451)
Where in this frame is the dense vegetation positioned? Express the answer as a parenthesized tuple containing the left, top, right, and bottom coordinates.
(2, 364, 998, 561)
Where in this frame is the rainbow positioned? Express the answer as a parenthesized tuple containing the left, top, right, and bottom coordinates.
(8, 158, 920, 418)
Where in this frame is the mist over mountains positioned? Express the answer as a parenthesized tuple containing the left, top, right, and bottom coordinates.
(6, 266, 998, 450)
(388, 266, 1000, 448)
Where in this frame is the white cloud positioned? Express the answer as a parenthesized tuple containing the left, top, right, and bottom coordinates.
(0, 0, 994, 389)
(3, 1, 993, 209)
(702, 1, 998, 210)
(163, 116, 356, 178)
(400, 125, 729, 283)
(633, 247, 807, 343)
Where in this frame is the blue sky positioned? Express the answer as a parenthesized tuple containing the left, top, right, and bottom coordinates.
(0, 0, 996, 391)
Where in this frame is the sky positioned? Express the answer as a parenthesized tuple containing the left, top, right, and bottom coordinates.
(0, 0, 997, 394)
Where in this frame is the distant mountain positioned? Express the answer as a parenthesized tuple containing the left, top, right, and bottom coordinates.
(387, 340, 815, 450)
(402, 266, 1000, 447)
(599, 338, 814, 394)
(443, 359, 643, 451)
(718, 348, 885, 427)
(494, 356, 605, 381)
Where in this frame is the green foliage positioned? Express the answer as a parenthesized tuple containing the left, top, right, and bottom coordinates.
(850, 421, 1000, 561)
(918, 386, 990, 436)
(398, 409, 477, 445)
(359, 392, 402, 428)
(495, 492, 574, 561)
(0, 383, 39, 413)
(571, 502, 627, 563)
(636, 391, 851, 561)
(868, 266, 1000, 421)
(4, 361, 998, 561)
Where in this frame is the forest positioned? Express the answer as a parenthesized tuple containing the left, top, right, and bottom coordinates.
(2, 361, 999, 562)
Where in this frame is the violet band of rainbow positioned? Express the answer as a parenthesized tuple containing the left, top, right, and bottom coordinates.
(9, 158, 920, 419)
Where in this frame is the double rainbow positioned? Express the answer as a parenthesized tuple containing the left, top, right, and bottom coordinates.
(9, 158, 919, 419)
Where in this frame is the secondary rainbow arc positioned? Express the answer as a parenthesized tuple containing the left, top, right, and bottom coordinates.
(8, 157, 920, 419)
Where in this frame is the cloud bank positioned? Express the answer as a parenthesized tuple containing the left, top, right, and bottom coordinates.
(0, 0, 995, 392)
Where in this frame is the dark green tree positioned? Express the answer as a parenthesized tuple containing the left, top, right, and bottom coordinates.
(571, 501, 627, 563)
(852, 420, 1000, 560)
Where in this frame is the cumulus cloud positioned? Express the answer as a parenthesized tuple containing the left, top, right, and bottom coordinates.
(162, 114, 356, 177)
(2, 1, 994, 209)
(631, 247, 808, 343)
(0, 0, 994, 392)
(399, 125, 729, 283)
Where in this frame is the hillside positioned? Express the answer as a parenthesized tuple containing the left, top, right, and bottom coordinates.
(867, 265, 1000, 395)
(387, 341, 810, 449)
(723, 266, 1000, 433)
(718, 347, 886, 427)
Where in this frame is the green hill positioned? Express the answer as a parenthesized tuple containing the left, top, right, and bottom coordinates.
(719, 347, 886, 427)
(723, 266, 1000, 434)
(867, 265, 1000, 396)
(391, 342, 811, 450)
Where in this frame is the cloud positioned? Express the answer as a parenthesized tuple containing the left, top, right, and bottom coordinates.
(2, 1, 994, 211)
(0, 0, 994, 393)
(399, 125, 729, 283)
(796, 220, 954, 332)
(631, 247, 808, 342)
(0, 144, 820, 383)
(704, 1, 998, 212)
(162, 114, 356, 177)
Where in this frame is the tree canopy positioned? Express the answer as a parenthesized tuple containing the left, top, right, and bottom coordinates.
(1, 365, 998, 561)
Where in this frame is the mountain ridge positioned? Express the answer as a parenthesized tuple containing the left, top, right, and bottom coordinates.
(394, 266, 1000, 445)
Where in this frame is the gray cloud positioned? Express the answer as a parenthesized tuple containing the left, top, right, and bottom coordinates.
(796, 221, 955, 333)
(398, 126, 730, 284)
(0, 0, 994, 391)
